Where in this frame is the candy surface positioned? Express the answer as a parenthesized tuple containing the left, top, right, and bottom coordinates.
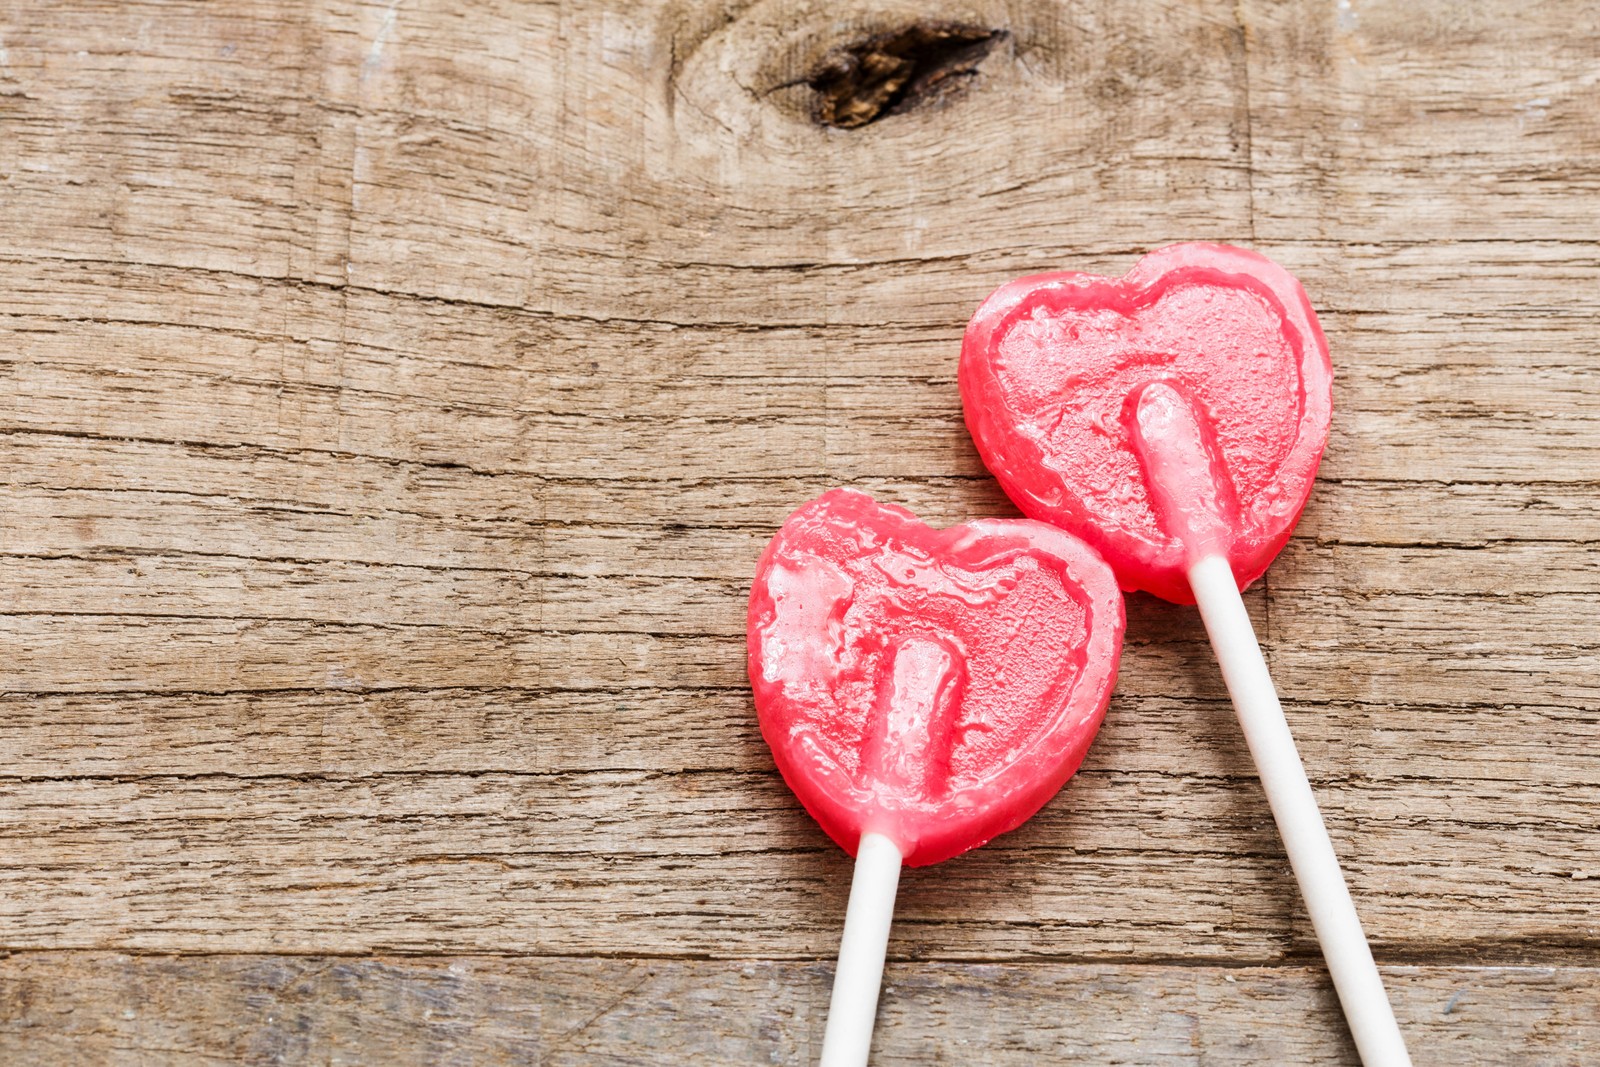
(959, 243, 1332, 603)
(747, 490, 1124, 867)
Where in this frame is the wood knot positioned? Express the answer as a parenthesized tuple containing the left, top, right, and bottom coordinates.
(807, 24, 1006, 129)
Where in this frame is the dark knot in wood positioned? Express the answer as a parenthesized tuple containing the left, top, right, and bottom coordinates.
(807, 24, 1006, 129)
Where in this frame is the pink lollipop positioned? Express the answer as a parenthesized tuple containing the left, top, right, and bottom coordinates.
(960, 242, 1331, 603)
(961, 244, 1411, 1067)
(749, 489, 1123, 1065)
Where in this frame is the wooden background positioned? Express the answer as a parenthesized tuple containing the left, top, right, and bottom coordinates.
(1, 0, 1597, 1062)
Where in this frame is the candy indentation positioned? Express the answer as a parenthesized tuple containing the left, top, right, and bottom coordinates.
(748, 489, 1125, 866)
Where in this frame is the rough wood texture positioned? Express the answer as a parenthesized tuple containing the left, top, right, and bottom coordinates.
(2, 954, 1597, 1066)
(0, 0, 1597, 1062)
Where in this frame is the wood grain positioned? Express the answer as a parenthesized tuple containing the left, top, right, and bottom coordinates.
(0, 0, 1597, 1060)
(2, 955, 1597, 1066)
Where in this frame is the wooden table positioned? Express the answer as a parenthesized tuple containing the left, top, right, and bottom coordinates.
(1, 1, 1597, 1062)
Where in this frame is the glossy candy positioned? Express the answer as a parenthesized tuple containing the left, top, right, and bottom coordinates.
(747, 489, 1124, 867)
(959, 243, 1333, 603)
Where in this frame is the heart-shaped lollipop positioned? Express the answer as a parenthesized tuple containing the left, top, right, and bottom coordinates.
(749, 489, 1124, 1065)
(748, 488, 1123, 868)
(959, 245, 1411, 1066)
(959, 242, 1332, 603)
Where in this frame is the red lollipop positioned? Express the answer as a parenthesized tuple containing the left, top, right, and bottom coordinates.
(960, 241, 1332, 603)
(748, 489, 1123, 1064)
(960, 244, 1411, 1067)
(750, 488, 1123, 866)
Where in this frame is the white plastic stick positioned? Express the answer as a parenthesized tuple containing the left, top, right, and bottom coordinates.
(818, 831, 903, 1067)
(1189, 554, 1412, 1067)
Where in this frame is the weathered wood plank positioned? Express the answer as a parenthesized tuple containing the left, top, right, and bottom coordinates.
(1, 688, 1596, 794)
(5, 428, 1600, 544)
(1, 596, 1594, 717)
(1242, 2, 1600, 244)
(1, 0, 1599, 1058)
(0, 765, 1591, 958)
(4, 256, 1599, 485)
(0, 954, 1595, 1066)
(6, 471, 1599, 586)
(1, 537, 1595, 634)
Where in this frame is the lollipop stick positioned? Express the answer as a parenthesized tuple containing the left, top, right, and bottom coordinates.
(1189, 554, 1411, 1067)
(1130, 381, 1409, 1064)
(819, 831, 903, 1067)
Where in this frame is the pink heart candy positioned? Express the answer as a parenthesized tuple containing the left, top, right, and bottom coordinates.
(747, 489, 1123, 867)
(960, 243, 1333, 602)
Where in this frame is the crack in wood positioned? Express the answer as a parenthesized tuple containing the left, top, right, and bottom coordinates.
(806, 24, 1007, 129)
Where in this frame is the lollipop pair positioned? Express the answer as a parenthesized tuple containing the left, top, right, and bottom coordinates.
(747, 244, 1411, 1066)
